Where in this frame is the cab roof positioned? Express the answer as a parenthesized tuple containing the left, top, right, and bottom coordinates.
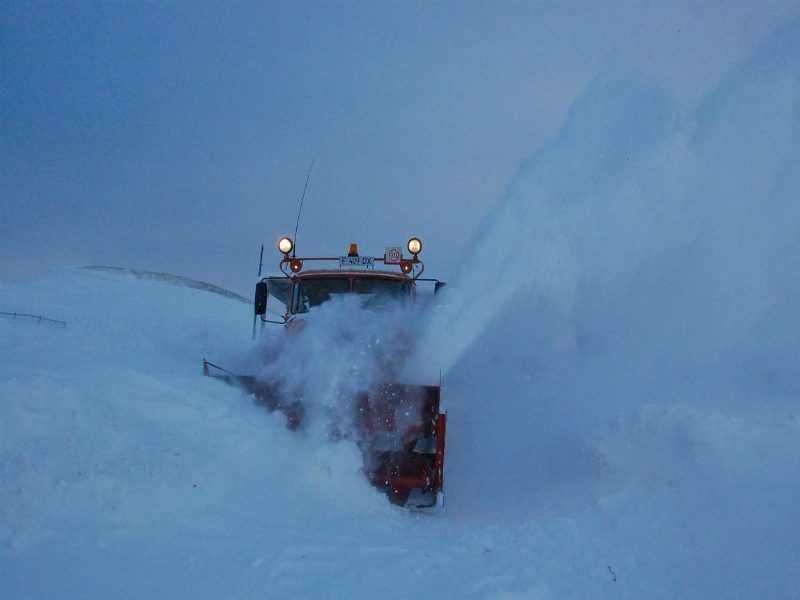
(294, 269, 413, 281)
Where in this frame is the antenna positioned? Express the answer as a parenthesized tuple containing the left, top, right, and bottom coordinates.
(292, 159, 315, 258)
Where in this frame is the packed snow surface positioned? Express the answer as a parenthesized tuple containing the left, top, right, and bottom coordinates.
(4, 18, 800, 599)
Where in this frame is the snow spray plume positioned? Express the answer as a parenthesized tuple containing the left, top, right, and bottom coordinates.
(255, 295, 426, 441)
(415, 79, 673, 376)
(419, 19, 800, 396)
(433, 20, 800, 519)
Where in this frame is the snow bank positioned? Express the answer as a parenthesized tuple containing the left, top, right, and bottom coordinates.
(0, 270, 389, 597)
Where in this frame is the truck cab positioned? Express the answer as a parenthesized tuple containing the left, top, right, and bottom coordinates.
(242, 236, 447, 507)
(255, 238, 442, 323)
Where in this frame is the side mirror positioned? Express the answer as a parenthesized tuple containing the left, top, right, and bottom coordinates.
(434, 281, 447, 295)
(254, 281, 268, 315)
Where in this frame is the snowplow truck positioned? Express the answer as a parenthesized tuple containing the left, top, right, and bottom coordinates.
(204, 237, 447, 508)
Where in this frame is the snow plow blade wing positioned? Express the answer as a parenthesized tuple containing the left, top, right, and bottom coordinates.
(203, 360, 446, 507)
(202, 359, 302, 427)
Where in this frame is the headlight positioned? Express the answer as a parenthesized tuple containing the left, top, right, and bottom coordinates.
(407, 237, 422, 255)
(278, 236, 294, 255)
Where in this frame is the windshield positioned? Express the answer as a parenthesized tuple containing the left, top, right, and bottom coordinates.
(293, 278, 350, 313)
(352, 279, 409, 297)
(291, 277, 411, 313)
(353, 278, 410, 310)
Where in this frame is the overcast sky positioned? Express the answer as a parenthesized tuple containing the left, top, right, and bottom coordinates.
(2, 1, 798, 294)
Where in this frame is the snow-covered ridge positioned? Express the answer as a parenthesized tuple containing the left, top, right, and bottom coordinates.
(84, 265, 250, 304)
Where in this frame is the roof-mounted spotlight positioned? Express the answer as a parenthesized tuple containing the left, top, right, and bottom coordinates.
(407, 237, 422, 256)
(278, 236, 294, 256)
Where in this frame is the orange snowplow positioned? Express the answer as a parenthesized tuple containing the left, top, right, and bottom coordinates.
(205, 237, 447, 508)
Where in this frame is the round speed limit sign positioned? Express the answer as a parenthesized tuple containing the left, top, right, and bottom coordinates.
(385, 247, 402, 264)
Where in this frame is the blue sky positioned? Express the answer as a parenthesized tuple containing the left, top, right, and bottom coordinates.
(2, 1, 797, 293)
